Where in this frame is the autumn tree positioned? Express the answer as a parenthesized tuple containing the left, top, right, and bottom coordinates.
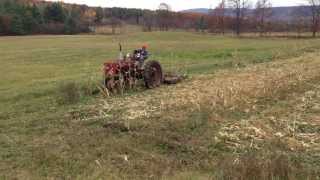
(83, 8, 96, 25)
(254, 0, 272, 36)
(307, 0, 320, 37)
(228, 0, 251, 36)
(214, 0, 227, 34)
(175, 12, 201, 30)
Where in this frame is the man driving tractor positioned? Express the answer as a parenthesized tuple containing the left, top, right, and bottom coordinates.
(133, 45, 149, 68)
(104, 44, 162, 91)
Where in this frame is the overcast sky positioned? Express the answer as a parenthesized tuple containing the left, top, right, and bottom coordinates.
(50, 0, 307, 11)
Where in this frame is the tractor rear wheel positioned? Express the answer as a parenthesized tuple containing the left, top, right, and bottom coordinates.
(144, 60, 163, 89)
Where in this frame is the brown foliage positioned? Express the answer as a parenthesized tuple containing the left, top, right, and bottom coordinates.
(0, 15, 12, 34)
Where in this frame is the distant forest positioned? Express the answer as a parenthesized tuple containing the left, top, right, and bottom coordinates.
(0, 0, 319, 37)
(0, 0, 150, 35)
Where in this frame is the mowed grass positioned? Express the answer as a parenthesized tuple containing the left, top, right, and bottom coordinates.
(1, 31, 320, 179)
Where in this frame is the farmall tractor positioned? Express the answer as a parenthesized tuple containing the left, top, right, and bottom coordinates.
(103, 45, 163, 93)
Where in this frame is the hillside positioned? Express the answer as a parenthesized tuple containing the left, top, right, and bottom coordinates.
(182, 6, 311, 21)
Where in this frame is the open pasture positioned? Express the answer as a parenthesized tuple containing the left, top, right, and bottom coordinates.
(1, 32, 320, 179)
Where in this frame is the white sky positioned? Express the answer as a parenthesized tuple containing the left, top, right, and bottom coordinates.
(50, 0, 307, 11)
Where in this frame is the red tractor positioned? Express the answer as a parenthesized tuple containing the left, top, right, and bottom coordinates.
(103, 45, 163, 93)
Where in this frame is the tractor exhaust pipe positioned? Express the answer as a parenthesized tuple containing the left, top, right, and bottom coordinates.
(118, 43, 123, 61)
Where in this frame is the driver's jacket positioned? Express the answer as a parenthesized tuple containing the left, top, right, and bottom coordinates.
(134, 49, 148, 61)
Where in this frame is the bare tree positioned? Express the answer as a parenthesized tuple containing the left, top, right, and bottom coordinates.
(292, 6, 309, 37)
(228, 0, 251, 36)
(157, 3, 172, 31)
(214, 0, 227, 34)
(254, 0, 272, 36)
(307, 0, 320, 37)
(101, 17, 122, 34)
(142, 11, 155, 32)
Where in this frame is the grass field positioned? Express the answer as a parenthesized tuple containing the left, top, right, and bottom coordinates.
(1, 31, 320, 179)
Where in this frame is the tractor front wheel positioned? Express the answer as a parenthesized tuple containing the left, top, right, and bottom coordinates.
(144, 60, 163, 89)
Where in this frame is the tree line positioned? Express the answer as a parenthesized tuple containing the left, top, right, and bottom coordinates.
(0, 0, 93, 35)
(211, 0, 320, 37)
(0, 0, 319, 37)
